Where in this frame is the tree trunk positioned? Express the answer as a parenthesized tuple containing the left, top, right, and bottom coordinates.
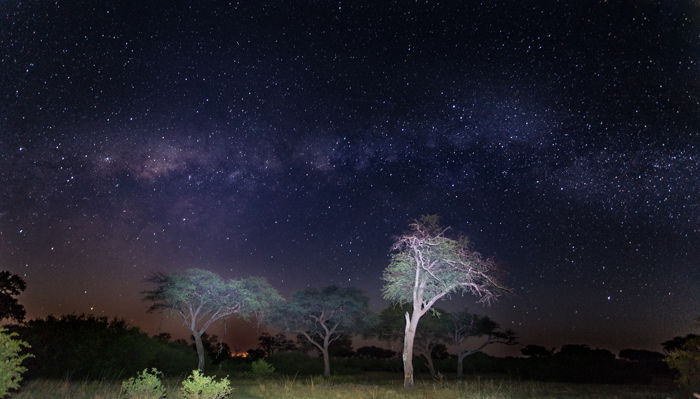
(193, 332, 206, 370)
(322, 339, 331, 378)
(402, 313, 419, 389)
(457, 352, 466, 378)
(423, 352, 436, 378)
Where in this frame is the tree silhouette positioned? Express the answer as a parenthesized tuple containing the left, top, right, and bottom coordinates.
(521, 344, 554, 358)
(0, 271, 26, 323)
(144, 268, 281, 370)
(447, 310, 516, 378)
(257, 332, 297, 357)
(271, 286, 371, 377)
(382, 215, 506, 388)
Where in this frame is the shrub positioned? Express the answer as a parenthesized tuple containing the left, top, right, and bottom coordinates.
(181, 370, 232, 399)
(12, 315, 196, 379)
(250, 359, 275, 377)
(267, 351, 322, 375)
(120, 368, 166, 399)
(0, 328, 32, 398)
(665, 336, 700, 393)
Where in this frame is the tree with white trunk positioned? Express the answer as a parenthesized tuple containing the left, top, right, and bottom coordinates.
(382, 215, 507, 388)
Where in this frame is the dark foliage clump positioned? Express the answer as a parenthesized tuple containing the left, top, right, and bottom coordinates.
(10, 314, 196, 379)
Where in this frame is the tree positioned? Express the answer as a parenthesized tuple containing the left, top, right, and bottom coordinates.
(447, 310, 516, 378)
(521, 344, 554, 358)
(198, 333, 231, 364)
(665, 336, 700, 394)
(240, 277, 285, 331)
(271, 286, 371, 377)
(144, 268, 281, 370)
(382, 215, 506, 388)
(0, 271, 26, 323)
(257, 332, 297, 357)
(619, 348, 665, 363)
(0, 328, 31, 398)
(375, 305, 450, 378)
(664, 334, 700, 354)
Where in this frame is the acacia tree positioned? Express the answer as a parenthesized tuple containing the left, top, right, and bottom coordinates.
(382, 215, 507, 388)
(271, 286, 371, 378)
(447, 310, 516, 378)
(0, 271, 26, 323)
(375, 305, 450, 378)
(144, 268, 281, 370)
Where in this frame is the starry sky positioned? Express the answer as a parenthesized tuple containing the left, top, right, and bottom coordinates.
(0, 0, 698, 354)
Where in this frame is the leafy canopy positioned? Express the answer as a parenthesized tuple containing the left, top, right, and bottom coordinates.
(0, 271, 26, 323)
(382, 215, 505, 311)
(0, 328, 32, 398)
(274, 286, 371, 337)
(145, 268, 280, 333)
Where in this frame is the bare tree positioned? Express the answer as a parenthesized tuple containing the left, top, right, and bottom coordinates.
(382, 215, 507, 388)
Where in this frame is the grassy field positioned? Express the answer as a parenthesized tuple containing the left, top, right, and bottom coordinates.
(10, 376, 677, 399)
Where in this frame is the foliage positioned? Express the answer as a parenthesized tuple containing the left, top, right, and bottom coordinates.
(250, 359, 275, 377)
(257, 332, 297, 357)
(381, 215, 507, 387)
(238, 277, 284, 327)
(618, 348, 664, 362)
(180, 370, 232, 399)
(521, 345, 554, 358)
(11, 314, 194, 379)
(0, 271, 27, 323)
(271, 286, 372, 377)
(663, 334, 700, 353)
(665, 336, 700, 392)
(0, 328, 32, 398)
(199, 333, 231, 364)
(120, 368, 165, 399)
(382, 215, 506, 308)
(273, 286, 372, 341)
(144, 268, 281, 370)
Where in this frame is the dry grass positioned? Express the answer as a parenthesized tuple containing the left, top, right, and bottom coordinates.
(10, 377, 675, 399)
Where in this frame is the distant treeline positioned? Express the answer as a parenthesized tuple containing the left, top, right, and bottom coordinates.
(8, 314, 674, 384)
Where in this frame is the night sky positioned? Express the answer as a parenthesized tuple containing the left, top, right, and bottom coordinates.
(0, 0, 698, 354)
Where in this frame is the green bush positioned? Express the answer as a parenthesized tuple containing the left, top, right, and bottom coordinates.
(120, 368, 165, 399)
(181, 370, 232, 399)
(0, 328, 32, 398)
(250, 359, 275, 377)
(665, 336, 700, 392)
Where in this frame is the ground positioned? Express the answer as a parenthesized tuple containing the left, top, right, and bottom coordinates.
(11, 376, 676, 399)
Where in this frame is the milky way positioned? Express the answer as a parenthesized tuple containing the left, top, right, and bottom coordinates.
(0, 0, 697, 352)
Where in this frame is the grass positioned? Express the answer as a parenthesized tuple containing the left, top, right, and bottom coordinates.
(10, 376, 677, 399)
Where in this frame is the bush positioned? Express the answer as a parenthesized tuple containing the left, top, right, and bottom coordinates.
(181, 370, 232, 399)
(250, 359, 275, 377)
(12, 315, 196, 379)
(120, 368, 166, 399)
(665, 336, 700, 393)
(0, 328, 32, 398)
